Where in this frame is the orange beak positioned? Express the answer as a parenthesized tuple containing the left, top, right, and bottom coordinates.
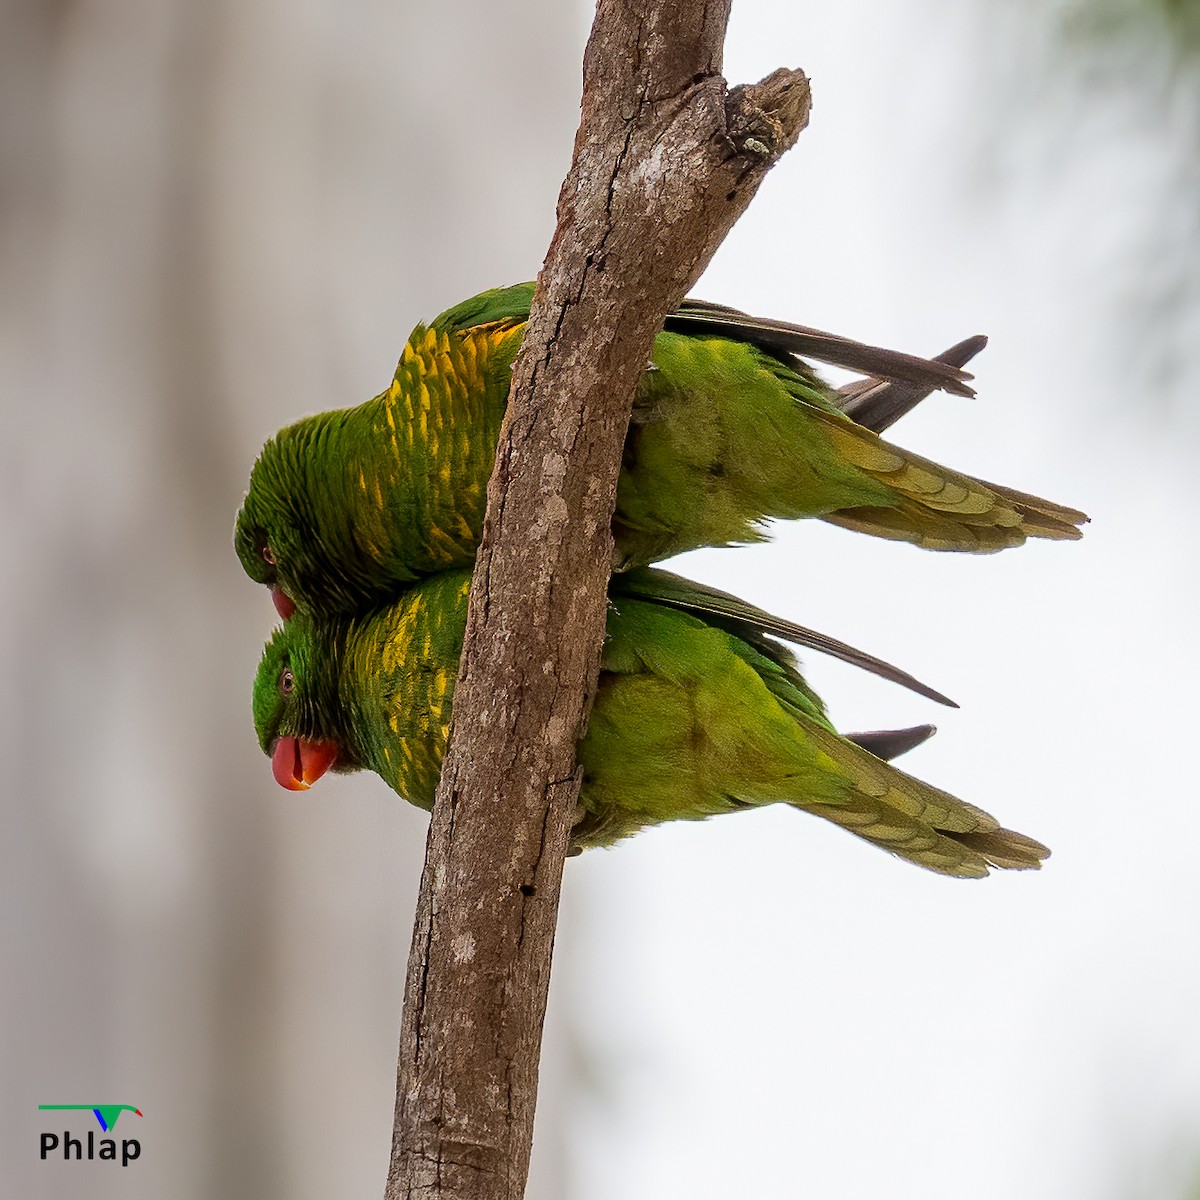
(272, 588, 297, 620)
(272, 736, 339, 790)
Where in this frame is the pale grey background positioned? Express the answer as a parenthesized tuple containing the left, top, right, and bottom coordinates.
(3, 2, 1197, 1198)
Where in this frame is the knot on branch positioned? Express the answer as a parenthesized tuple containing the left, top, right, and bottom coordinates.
(726, 67, 811, 161)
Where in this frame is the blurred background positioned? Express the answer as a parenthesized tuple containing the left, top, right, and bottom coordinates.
(2, 0, 1198, 1196)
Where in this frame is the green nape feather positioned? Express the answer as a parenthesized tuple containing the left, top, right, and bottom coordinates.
(233, 284, 1088, 617)
(253, 570, 1048, 879)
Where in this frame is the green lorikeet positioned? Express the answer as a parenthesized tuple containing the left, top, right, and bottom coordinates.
(234, 284, 1087, 618)
(252, 568, 1047, 879)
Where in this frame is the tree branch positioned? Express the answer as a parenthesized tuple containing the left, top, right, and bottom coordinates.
(386, 3, 809, 1197)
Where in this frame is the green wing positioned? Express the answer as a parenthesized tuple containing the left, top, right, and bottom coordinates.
(431, 283, 536, 332)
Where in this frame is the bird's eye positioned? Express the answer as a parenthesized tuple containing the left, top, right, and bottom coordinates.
(262, 544, 277, 566)
(279, 668, 294, 695)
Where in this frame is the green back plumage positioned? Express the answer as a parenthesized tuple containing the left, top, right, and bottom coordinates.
(253, 571, 1048, 878)
(235, 321, 521, 612)
(431, 283, 536, 332)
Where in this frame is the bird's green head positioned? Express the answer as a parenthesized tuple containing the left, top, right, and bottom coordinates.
(235, 427, 316, 620)
(253, 615, 355, 791)
(234, 414, 370, 620)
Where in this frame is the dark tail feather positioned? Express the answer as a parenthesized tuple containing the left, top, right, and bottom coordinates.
(846, 724, 937, 761)
(666, 304, 978, 397)
(980, 480, 1090, 541)
(838, 335, 989, 433)
(950, 828, 1050, 871)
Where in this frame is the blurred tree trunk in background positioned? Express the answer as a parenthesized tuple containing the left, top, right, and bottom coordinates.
(1058, 0, 1200, 398)
(1063, 0, 1200, 67)
(980, 0, 1200, 408)
(0, 1, 581, 1196)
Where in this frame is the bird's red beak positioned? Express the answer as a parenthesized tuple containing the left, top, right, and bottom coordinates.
(271, 588, 297, 620)
(272, 736, 339, 790)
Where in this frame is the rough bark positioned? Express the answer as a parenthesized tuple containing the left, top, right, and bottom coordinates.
(385, 3, 810, 1198)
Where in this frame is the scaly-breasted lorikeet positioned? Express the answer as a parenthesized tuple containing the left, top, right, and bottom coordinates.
(234, 284, 1086, 618)
(252, 568, 1047, 879)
